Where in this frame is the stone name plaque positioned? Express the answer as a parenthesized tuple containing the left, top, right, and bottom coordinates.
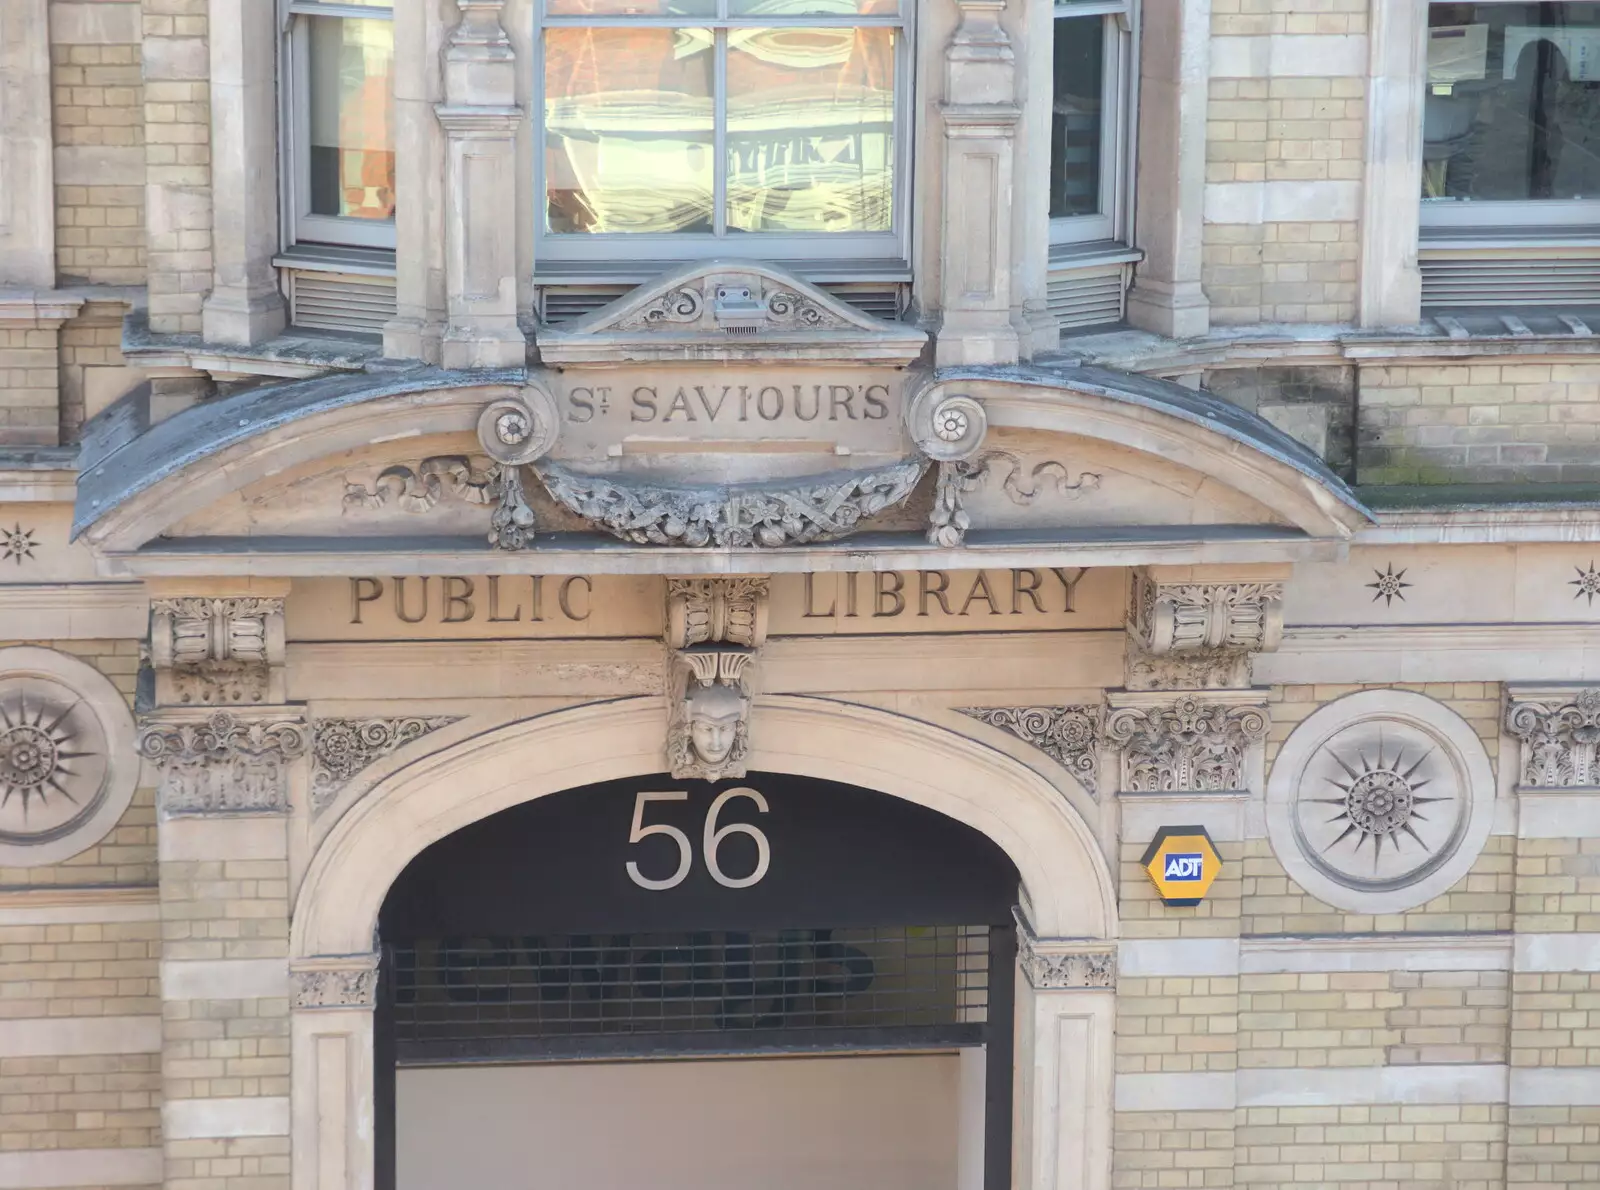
(288, 570, 1121, 640)
(549, 369, 911, 462)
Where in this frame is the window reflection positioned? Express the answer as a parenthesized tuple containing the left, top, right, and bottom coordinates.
(1424, 2, 1600, 204)
(1050, 15, 1104, 220)
(725, 28, 895, 233)
(544, 28, 716, 234)
(308, 16, 395, 221)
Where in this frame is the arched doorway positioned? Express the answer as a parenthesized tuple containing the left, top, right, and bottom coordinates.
(289, 697, 1118, 1190)
(377, 771, 1020, 1190)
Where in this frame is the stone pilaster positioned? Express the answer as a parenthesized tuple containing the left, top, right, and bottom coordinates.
(436, 0, 524, 370)
(1124, 0, 1210, 339)
(290, 954, 380, 1190)
(1503, 685, 1600, 1188)
(935, 0, 1020, 367)
(1012, 913, 1115, 1190)
(0, 0, 56, 288)
(201, 0, 286, 346)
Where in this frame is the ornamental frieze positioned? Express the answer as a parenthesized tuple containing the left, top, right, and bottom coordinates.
(311, 717, 463, 815)
(957, 705, 1102, 796)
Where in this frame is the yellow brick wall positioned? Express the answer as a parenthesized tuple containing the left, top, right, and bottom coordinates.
(0, 324, 64, 446)
(1235, 1103, 1507, 1188)
(51, 41, 146, 287)
(1211, 0, 1368, 38)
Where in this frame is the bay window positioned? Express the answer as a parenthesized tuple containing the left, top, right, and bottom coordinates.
(536, 0, 911, 275)
(1423, 1, 1600, 231)
(1049, 0, 1134, 250)
(282, 0, 396, 252)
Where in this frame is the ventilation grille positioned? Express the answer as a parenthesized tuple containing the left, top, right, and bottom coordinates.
(288, 270, 396, 335)
(1047, 264, 1128, 331)
(1421, 252, 1600, 310)
(538, 282, 906, 325)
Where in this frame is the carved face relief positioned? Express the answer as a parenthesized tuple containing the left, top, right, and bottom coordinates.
(685, 682, 748, 767)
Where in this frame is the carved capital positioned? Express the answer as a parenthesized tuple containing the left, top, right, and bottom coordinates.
(311, 717, 462, 816)
(291, 954, 381, 1010)
(139, 708, 307, 816)
(957, 705, 1101, 796)
(1104, 695, 1268, 793)
(1125, 571, 1284, 691)
(667, 578, 770, 650)
(1014, 911, 1114, 990)
(149, 597, 286, 706)
(1506, 685, 1600, 789)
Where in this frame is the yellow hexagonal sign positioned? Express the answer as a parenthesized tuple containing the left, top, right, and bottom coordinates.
(1140, 825, 1222, 907)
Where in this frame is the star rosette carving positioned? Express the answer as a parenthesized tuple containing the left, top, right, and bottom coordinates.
(0, 679, 108, 844)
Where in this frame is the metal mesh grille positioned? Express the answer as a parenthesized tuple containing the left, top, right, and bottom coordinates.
(389, 926, 989, 1056)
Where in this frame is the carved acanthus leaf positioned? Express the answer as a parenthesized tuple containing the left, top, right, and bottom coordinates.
(1015, 920, 1115, 990)
(536, 459, 925, 549)
(667, 578, 770, 649)
(138, 710, 308, 816)
(311, 717, 463, 815)
(291, 957, 381, 1010)
(1124, 642, 1254, 692)
(149, 597, 285, 706)
(958, 705, 1101, 795)
(1104, 696, 1268, 793)
(1129, 572, 1285, 655)
(1506, 687, 1600, 788)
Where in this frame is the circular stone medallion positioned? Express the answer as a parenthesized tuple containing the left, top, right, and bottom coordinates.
(1266, 690, 1494, 913)
(0, 648, 138, 866)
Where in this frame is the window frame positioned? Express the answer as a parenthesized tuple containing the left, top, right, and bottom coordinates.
(1048, 0, 1135, 251)
(531, 0, 916, 276)
(279, 0, 398, 253)
(1419, 0, 1600, 234)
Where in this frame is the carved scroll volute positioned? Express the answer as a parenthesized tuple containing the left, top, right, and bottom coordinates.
(149, 595, 288, 706)
(666, 578, 771, 650)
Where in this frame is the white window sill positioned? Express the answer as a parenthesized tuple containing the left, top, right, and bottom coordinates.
(1420, 226, 1600, 251)
(274, 243, 397, 277)
(1049, 240, 1143, 270)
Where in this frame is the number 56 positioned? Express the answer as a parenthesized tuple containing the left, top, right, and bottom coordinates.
(625, 789, 771, 891)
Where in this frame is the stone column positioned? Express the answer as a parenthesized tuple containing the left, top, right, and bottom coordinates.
(138, 588, 302, 1190)
(0, 0, 56, 287)
(290, 957, 380, 1190)
(384, 0, 449, 363)
(201, 0, 286, 346)
(1503, 686, 1600, 1187)
(1358, 0, 1425, 328)
(1124, 0, 1210, 339)
(1012, 917, 1115, 1190)
(936, 0, 1021, 367)
(436, 0, 525, 370)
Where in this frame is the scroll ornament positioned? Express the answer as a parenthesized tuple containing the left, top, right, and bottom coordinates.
(1104, 696, 1268, 793)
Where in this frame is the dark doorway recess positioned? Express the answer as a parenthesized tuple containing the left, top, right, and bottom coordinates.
(376, 771, 1020, 1190)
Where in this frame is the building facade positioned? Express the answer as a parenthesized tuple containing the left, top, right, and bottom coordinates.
(4, 0, 1600, 1188)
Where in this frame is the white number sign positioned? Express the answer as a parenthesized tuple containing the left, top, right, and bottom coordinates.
(625, 788, 770, 891)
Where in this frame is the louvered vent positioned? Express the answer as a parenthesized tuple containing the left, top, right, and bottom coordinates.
(1048, 264, 1128, 331)
(538, 282, 906, 324)
(1421, 252, 1600, 309)
(288, 271, 396, 335)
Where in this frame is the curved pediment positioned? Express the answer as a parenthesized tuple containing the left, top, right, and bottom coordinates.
(72, 359, 1369, 573)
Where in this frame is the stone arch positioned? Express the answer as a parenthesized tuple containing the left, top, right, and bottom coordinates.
(291, 694, 1116, 960)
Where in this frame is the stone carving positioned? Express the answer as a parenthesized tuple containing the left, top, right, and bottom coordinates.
(1367, 562, 1411, 606)
(138, 710, 308, 816)
(343, 456, 498, 514)
(1570, 562, 1600, 608)
(477, 386, 561, 467)
(1104, 696, 1268, 792)
(0, 676, 109, 843)
(1124, 644, 1253, 692)
(1016, 930, 1115, 990)
(149, 597, 286, 706)
(764, 287, 851, 330)
(926, 451, 1100, 547)
(1507, 687, 1600, 787)
(667, 578, 770, 649)
(667, 649, 753, 781)
(536, 458, 925, 548)
(311, 716, 462, 814)
(1129, 573, 1285, 654)
(1267, 689, 1494, 912)
(619, 285, 705, 330)
(958, 705, 1101, 795)
(488, 465, 536, 551)
(2, 523, 36, 565)
(291, 959, 380, 1010)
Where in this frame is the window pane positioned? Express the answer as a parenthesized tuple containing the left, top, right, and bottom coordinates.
(1424, 2, 1600, 203)
(544, 0, 715, 18)
(727, 0, 899, 18)
(307, 16, 395, 221)
(725, 27, 895, 233)
(1050, 15, 1104, 220)
(544, 28, 715, 233)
